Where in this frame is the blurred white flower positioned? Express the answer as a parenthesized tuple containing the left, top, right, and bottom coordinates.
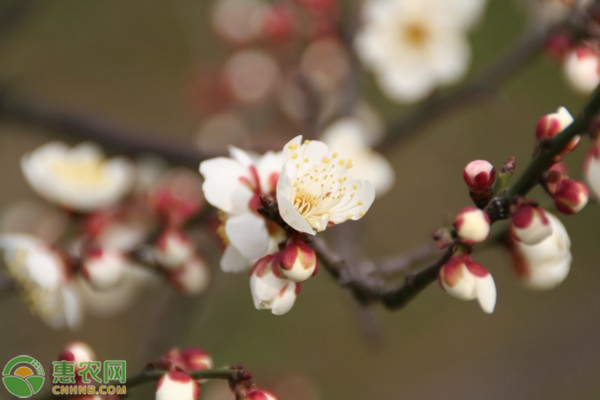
(21, 142, 133, 212)
(355, 0, 487, 103)
(277, 136, 375, 235)
(155, 371, 199, 400)
(511, 212, 572, 290)
(200, 147, 283, 272)
(584, 139, 600, 198)
(0, 234, 83, 329)
(563, 46, 600, 94)
(212, 0, 264, 43)
(223, 49, 280, 104)
(321, 118, 395, 196)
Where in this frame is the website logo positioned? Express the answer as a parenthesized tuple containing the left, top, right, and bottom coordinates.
(2, 356, 45, 398)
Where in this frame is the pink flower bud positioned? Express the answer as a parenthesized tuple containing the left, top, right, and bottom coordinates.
(155, 371, 199, 400)
(58, 342, 96, 372)
(509, 205, 552, 245)
(250, 255, 300, 315)
(454, 207, 491, 245)
(554, 178, 589, 214)
(563, 46, 600, 94)
(583, 139, 600, 198)
(463, 160, 495, 191)
(438, 255, 496, 314)
(261, 4, 294, 42)
(168, 257, 210, 295)
(278, 240, 318, 282)
(81, 248, 127, 290)
(180, 348, 213, 371)
(535, 107, 579, 158)
(542, 162, 569, 194)
(246, 388, 279, 400)
(153, 229, 194, 270)
(148, 169, 203, 227)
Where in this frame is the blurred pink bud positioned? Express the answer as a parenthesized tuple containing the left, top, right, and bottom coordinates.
(250, 255, 300, 315)
(454, 207, 491, 245)
(155, 371, 199, 400)
(81, 248, 128, 290)
(58, 342, 96, 372)
(509, 205, 553, 245)
(535, 107, 579, 158)
(542, 162, 569, 194)
(168, 257, 210, 295)
(563, 46, 600, 94)
(463, 160, 495, 191)
(583, 139, 600, 198)
(246, 388, 279, 400)
(149, 169, 204, 227)
(278, 239, 318, 282)
(545, 32, 572, 59)
(262, 4, 294, 42)
(439, 255, 496, 314)
(181, 348, 213, 371)
(554, 178, 589, 214)
(153, 230, 194, 270)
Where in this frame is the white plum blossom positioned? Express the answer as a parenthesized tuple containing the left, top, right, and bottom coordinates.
(276, 136, 375, 235)
(584, 140, 600, 198)
(511, 212, 572, 290)
(321, 118, 395, 196)
(21, 142, 133, 212)
(155, 371, 200, 400)
(81, 248, 128, 290)
(563, 46, 600, 94)
(199, 147, 283, 272)
(355, 0, 487, 103)
(0, 234, 83, 329)
(439, 255, 496, 314)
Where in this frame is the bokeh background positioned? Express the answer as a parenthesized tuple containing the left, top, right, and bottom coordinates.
(1, 1, 599, 399)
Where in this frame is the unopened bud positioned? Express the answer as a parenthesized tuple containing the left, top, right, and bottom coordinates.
(278, 240, 318, 282)
(180, 348, 213, 371)
(168, 257, 210, 295)
(564, 46, 600, 94)
(438, 255, 496, 314)
(81, 248, 127, 290)
(155, 371, 199, 400)
(454, 207, 491, 245)
(246, 388, 279, 400)
(554, 178, 589, 214)
(509, 205, 553, 245)
(58, 342, 96, 372)
(584, 140, 600, 198)
(535, 107, 579, 159)
(463, 160, 495, 191)
(250, 255, 300, 316)
(542, 162, 569, 194)
(153, 229, 194, 270)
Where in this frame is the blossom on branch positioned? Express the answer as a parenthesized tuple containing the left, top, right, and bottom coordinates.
(21, 142, 133, 212)
(276, 136, 375, 235)
(155, 371, 200, 400)
(355, 0, 487, 103)
(250, 255, 299, 315)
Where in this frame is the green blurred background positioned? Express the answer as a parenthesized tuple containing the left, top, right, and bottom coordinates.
(1, 1, 599, 399)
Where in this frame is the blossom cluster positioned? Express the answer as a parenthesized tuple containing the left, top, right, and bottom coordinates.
(1, 143, 210, 329)
(438, 105, 598, 313)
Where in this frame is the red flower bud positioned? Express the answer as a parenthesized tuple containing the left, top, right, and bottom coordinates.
(278, 239, 318, 282)
(554, 179, 589, 215)
(463, 160, 496, 191)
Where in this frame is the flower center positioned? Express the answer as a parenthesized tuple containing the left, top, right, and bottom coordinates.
(293, 192, 317, 216)
(403, 21, 428, 48)
(49, 159, 108, 187)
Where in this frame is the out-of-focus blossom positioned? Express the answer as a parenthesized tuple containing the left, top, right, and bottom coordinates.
(564, 46, 600, 94)
(454, 207, 490, 245)
(355, 0, 487, 103)
(0, 200, 68, 244)
(148, 168, 204, 227)
(180, 348, 213, 371)
(301, 38, 350, 93)
(321, 118, 395, 196)
(84, 206, 151, 252)
(167, 257, 210, 295)
(553, 178, 589, 214)
(195, 112, 250, 153)
(511, 212, 571, 289)
(81, 248, 128, 290)
(155, 371, 200, 400)
(200, 147, 283, 272)
(439, 254, 496, 314)
(223, 49, 280, 104)
(250, 255, 299, 315)
(152, 230, 195, 270)
(21, 142, 133, 212)
(246, 388, 279, 400)
(533, 0, 592, 24)
(509, 205, 553, 245)
(212, 0, 264, 43)
(584, 139, 600, 198)
(0, 234, 82, 329)
(277, 136, 375, 234)
(58, 342, 96, 371)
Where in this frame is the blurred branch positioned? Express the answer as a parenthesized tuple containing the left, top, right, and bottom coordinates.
(315, 83, 600, 311)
